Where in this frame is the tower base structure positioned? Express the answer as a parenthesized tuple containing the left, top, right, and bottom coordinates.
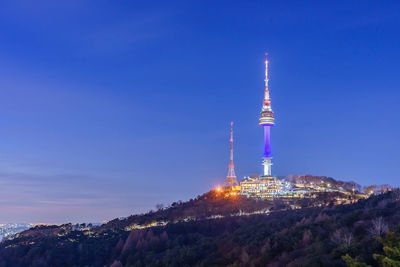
(262, 157, 273, 177)
(224, 176, 240, 191)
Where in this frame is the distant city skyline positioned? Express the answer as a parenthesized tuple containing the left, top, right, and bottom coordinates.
(0, 1, 399, 224)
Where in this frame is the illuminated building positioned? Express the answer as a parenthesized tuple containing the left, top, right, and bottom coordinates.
(224, 122, 240, 191)
(240, 176, 285, 198)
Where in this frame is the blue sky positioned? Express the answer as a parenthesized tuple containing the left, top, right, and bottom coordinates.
(0, 0, 399, 223)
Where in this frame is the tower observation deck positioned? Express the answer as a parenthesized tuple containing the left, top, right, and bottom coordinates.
(259, 53, 275, 176)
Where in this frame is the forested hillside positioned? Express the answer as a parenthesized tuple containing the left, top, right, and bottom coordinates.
(1, 190, 399, 266)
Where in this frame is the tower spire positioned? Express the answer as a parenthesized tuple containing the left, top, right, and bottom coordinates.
(225, 121, 239, 189)
(264, 52, 271, 107)
(259, 54, 275, 125)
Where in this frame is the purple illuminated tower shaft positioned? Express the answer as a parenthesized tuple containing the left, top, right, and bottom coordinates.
(259, 53, 275, 177)
(264, 126, 271, 158)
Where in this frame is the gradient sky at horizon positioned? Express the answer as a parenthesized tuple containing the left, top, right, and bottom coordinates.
(0, 0, 399, 224)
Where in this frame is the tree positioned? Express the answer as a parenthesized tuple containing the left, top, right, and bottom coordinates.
(369, 217, 389, 237)
(342, 254, 371, 267)
(156, 203, 164, 211)
(373, 232, 400, 266)
(343, 232, 400, 267)
(301, 229, 313, 247)
(331, 228, 353, 248)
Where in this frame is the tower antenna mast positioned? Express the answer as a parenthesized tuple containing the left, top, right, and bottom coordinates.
(225, 121, 239, 189)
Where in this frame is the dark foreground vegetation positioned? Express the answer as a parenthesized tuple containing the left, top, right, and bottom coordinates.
(1, 190, 400, 266)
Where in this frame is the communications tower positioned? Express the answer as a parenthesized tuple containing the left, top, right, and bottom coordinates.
(259, 53, 275, 177)
(224, 121, 239, 190)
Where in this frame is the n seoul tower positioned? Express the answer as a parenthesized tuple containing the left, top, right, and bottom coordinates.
(259, 53, 275, 177)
